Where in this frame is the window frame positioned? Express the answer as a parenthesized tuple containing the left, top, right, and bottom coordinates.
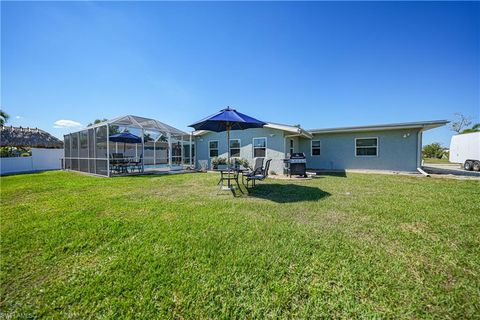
(289, 139, 294, 155)
(355, 137, 379, 157)
(252, 137, 267, 158)
(311, 139, 321, 156)
(208, 140, 219, 158)
(229, 138, 241, 158)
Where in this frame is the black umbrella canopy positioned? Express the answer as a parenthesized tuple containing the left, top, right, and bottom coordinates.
(189, 107, 266, 132)
(108, 132, 142, 144)
(108, 132, 142, 155)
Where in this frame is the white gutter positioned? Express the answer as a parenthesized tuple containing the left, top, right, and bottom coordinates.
(417, 167, 430, 177)
(308, 120, 449, 134)
(416, 129, 423, 168)
(416, 129, 429, 176)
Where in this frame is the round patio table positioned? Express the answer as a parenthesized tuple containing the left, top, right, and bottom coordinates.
(214, 166, 249, 194)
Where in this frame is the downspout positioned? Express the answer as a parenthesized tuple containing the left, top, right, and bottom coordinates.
(416, 129, 429, 176)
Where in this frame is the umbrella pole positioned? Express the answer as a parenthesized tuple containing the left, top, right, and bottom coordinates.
(227, 123, 231, 189)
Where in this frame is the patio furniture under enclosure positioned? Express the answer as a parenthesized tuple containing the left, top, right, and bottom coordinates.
(63, 115, 193, 176)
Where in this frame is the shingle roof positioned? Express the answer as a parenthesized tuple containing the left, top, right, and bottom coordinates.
(0, 126, 63, 148)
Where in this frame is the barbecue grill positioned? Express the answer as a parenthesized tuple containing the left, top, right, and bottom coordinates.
(284, 152, 307, 177)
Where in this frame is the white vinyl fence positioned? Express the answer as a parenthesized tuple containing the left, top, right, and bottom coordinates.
(0, 148, 64, 175)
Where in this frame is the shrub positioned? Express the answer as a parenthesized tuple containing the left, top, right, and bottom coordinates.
(233, 158, 251, 169)
(211, 157, 227, 169)
(422, 143, 447, 159)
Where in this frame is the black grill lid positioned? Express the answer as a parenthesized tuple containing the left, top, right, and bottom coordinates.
(290, 152, 306, 159)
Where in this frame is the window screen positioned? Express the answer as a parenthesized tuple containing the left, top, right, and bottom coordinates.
(253, 138, 266, 158)
(356, 138, 378, 156)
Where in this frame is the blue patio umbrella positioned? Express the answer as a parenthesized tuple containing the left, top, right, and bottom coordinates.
(189, 107, 266, 133)
(189, 107, 266, 186)
(109, 132, 142, 154)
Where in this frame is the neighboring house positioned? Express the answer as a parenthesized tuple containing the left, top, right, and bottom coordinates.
(0, 126, 64, 175)
(194, 120, 448, 173)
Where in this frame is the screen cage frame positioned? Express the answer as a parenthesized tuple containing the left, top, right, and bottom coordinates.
(63, 115, 193, 177)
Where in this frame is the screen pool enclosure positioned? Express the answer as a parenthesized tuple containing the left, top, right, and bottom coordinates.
(63, 115, 193, 176)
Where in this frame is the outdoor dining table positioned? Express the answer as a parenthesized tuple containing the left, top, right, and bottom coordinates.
(111, 157, 137, 174)
(214, 166, 249, 193)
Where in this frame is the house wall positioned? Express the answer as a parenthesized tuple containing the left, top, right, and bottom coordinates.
(195, 128, 422, 173)
(195, 127, 287, 173)
(298, 129, 421, 172)
(285, 136, 301, 155)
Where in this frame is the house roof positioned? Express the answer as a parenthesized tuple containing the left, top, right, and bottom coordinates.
(85, 115, 188, 136)
(192, 119, 448, 138)
(307, 120, 449, 134)
(192, 122, 313, 138)
(265, 123, 313, 138)
(0, 126, 64, 149)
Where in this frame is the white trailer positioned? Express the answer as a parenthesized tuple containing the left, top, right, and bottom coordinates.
(449, 132, 480, 171)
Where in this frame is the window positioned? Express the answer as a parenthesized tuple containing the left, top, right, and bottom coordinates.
(355, 138, 378, 156)
(230, 139, 241, 157)
(209, 141, 218, 158)
(311, 140, 321, 156)
(289, 139, 294, 155)
(253, 137, 267, 158)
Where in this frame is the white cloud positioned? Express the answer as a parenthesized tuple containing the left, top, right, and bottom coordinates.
(15, 115, 23, 119)
(54, 119, 82, 128)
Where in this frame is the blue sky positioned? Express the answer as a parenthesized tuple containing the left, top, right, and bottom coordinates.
(2, 1, 479, 145)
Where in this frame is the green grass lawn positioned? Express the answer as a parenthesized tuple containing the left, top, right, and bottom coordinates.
(1, 171, 479, 318)
(423, 158, 456, 164)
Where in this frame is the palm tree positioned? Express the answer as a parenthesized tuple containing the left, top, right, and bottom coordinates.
(461, 123, 480, 134)
(0, 110, 9, 126)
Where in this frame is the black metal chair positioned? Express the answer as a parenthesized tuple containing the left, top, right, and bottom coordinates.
(129, 154, 143, 173)
(110, 153, 125, 174)
(246, 159, 271, 188)
(242, 157, 264, 185)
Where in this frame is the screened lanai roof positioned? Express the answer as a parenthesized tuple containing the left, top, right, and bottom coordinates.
(87, 115, 189, 136)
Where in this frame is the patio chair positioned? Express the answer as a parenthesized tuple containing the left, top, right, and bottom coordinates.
(110, 153, 125, 174)
(129, 154, 143, 173)
(242, 157, 264, 184)
(245, 159, 271, 188)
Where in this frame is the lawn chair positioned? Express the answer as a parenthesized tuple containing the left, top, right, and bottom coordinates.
(245, 159, 271, 188)
(242, 157, 264, 185)
(110, 153, 125, 174)
(129, 154, 143, 173)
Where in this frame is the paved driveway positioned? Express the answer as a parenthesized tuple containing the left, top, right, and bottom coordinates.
(423, 163, 480, 178)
